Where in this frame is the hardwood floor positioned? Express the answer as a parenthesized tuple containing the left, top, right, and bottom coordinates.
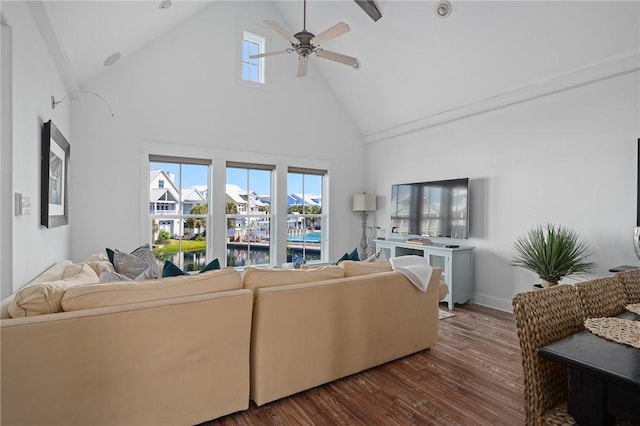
(204, 304, 524, 425)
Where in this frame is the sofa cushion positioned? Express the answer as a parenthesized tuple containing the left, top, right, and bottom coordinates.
(8, 263, 99, 317)
(242, 265, 344, 291)
(85, 260, 116, 277)
(61, 267, 242, 312)
(339, 260, 393, 277)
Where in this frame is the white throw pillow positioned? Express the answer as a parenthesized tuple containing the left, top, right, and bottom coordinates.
(8, 263, 99, 317)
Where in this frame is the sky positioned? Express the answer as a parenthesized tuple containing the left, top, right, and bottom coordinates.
(151, 162, 321, 196)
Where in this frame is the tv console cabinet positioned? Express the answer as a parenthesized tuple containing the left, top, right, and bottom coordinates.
(374, 239, 474, 310)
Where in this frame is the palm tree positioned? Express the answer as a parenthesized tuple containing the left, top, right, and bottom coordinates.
(226, 202, 238, 230)
(186, 204, 208, 236)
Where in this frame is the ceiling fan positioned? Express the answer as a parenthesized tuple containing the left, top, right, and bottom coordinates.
(250, 0, 360, 77)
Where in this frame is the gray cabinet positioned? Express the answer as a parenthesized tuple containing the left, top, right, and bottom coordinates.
(374, 239, 474, 310)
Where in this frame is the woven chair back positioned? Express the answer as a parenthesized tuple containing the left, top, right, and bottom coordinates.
(615, 269, 640, 304)
(575, 276, 626, 319)
(512, 285, 584, 426)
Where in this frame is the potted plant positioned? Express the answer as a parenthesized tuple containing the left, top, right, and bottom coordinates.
(512, 223, 595, 287)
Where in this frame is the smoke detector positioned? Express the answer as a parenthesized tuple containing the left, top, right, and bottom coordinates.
(436, 1, 452, 18)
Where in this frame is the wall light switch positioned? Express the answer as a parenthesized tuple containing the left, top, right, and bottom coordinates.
(15, 193, 32, 216)
(15, 193, 22, 216)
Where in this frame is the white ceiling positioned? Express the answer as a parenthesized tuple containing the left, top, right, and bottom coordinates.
(38, 0, 640, 139)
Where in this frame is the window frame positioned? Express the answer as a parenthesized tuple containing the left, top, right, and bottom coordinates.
(225, 161, 275, 268)
(148, 155, 212, 272)
(286, 167, 328, 264)
(241, 30, 265, 85)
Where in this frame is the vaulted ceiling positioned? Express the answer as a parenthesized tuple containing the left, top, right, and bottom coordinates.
(34, 0, 640, 141)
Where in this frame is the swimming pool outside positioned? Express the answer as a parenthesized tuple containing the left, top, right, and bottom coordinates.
(287, 231, 322, 244)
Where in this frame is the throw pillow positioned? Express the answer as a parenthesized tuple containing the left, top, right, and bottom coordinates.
(348, 247, 360, 261)
(365, 250, 382, 262)
(8, 263, 99, 317)
(162, 260, 188, 277)
(162, 259, 221, 278)
(107, 244, 159, 280)
(334, 247, 360, 265)
(334, 252, 350, 265)
(99, 264, 133, 283)
(200, 258, 221, 273)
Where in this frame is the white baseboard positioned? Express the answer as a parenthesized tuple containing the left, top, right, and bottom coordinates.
(472, 292, 513, 313)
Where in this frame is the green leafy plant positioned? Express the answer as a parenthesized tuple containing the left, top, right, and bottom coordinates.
(512, 223, 595, 287)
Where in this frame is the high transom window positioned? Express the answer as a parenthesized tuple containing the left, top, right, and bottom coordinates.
(242, 31, 265, 84)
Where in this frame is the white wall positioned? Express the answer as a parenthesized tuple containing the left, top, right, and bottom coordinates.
(1, 2, 71, 294)
(69, 1, 364, 263)
(366, 70, 640, 312)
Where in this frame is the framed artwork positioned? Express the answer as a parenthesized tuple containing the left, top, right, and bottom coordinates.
(41, 120, 70, 228)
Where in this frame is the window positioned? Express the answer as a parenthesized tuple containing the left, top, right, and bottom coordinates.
(149, 156, 210, 272)
(242, 31, 265, 84)
(226, 162, 273, 267)
(287, 167, 326, 262)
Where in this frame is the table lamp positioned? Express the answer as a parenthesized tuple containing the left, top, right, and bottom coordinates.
(353, 193, 377, 259)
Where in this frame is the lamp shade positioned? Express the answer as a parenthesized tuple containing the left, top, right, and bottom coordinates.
(352, 193, 377, 212)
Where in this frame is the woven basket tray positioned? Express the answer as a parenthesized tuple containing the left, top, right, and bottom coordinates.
(584, 317, 640, 349)
(627, 303, 640, 315)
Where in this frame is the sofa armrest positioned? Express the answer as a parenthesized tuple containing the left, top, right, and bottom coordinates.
(1, 289, 253, 426)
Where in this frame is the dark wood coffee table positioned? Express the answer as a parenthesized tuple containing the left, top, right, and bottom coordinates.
(538, 313, 640, 426)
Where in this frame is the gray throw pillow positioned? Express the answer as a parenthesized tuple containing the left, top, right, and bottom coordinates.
(113, 245, 158, 280)
(130, 244, 159, 279)
(99, 268, 133, 283)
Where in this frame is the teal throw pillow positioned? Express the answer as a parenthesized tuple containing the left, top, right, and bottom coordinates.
(348, 247, 360, 261)
(200, 258, 221, 273)
(334, 252, 350, 265)
(162, 260, 187, 277)
(162, 258, 221, 277)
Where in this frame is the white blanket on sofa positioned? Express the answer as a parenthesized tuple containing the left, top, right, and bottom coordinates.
(389, 255, 433, 292)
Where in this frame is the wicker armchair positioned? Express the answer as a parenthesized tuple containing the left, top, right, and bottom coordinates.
(512, 285, 584, 426)
(615, 269, 640, 304)
(575, 276, 627, 319)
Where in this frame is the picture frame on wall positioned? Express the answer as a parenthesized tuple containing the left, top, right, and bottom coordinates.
(41, 120, 70, 228)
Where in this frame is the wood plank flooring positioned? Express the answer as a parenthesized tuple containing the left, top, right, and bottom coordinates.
(203, 304, 524, 425)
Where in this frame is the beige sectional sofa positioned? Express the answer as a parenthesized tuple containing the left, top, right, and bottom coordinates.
(243, 261, 444, 406)
(1, 263, 253, 426)
(1, 258, 445, 425)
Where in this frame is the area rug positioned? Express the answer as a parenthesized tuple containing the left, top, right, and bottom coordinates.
(439, 309, 455, 320)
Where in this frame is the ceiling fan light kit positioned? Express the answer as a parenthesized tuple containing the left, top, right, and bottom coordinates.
(251, 0, 360, 77)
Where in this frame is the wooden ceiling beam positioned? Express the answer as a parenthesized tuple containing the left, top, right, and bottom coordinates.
(354, 0, 382, 22)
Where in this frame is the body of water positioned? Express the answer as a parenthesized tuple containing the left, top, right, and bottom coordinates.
(166, 244, 321, 270)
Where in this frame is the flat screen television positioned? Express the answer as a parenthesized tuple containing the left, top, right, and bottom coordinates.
(391, 178, 469, 239)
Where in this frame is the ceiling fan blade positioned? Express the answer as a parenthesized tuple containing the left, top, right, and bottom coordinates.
(312, 22, 350, 46)
(315, 49, 360, 69)
(297, 55, 309, 77)
(250, 49, 292, 59)
(264, 20, 298, 44)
